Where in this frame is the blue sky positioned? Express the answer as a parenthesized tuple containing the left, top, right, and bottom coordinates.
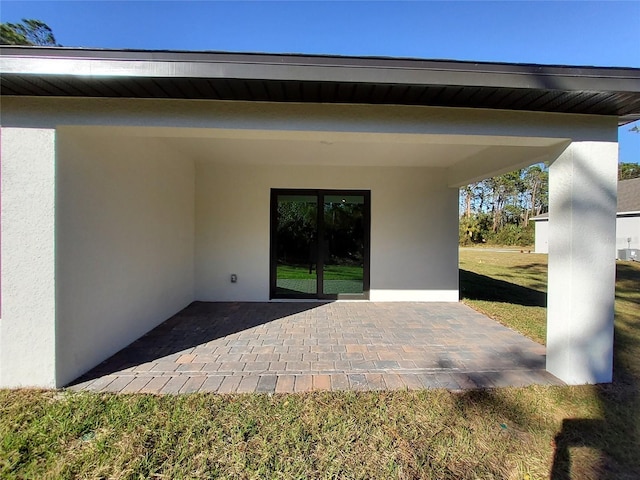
(2, 0, 639, 162)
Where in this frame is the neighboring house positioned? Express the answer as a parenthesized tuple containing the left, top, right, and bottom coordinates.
(532, 177, 640, 255)
(1, 47, 640, 388)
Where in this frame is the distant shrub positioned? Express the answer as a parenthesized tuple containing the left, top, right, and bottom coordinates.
(459, 216, 534, 247)
(493, 223, 534, 246)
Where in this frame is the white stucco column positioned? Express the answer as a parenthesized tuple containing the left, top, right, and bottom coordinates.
(0, 128, 57, 388)
(547, 141, 618, 384)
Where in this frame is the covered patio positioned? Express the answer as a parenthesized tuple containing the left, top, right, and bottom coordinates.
(2, 47, 639, 390)
(68, 302, 562, 394)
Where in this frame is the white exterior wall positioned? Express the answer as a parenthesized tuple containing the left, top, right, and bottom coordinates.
(547, 141, 618, 384)
(195, 163, 458, 302)
(1, 128, 57, 387)
(616, 215, 640, 251)
(0, 97, 621, 387)
(54, 132, 195, 386)
(534, 220, 549, 254)
(537, 215, 640, 256)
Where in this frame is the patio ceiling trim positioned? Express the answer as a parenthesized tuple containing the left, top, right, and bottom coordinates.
(1, 46, 640, 125)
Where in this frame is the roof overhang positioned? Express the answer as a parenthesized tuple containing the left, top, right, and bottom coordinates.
(2, 47, 640, 125)
(533, 211, 640, 221)
(530, 215, 550, 221)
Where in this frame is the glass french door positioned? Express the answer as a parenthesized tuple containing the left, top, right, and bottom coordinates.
(270, 189, 370, 299)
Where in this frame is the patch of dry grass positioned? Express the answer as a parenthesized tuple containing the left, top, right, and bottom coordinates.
(1, 388, 561, 479)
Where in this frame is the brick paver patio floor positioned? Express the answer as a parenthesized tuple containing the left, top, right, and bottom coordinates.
(68, 302, 563, 394)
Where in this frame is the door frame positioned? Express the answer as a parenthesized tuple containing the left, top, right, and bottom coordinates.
(270, 188, 371, 300)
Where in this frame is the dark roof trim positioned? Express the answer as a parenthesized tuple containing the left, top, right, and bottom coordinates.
(2, 46, 640, 124)
(530, 213, 549, 220)
(532, 211, 640, 220)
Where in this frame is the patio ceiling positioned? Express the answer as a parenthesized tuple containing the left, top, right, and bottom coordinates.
(74, 126, 567, 185)
(2, 46, 640, 125)
(165, 132, 567, 186)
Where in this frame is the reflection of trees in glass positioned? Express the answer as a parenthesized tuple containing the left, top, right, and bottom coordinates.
(277, 200, 316, 265)
(276, 198, 364, 267)
(324, 202, 364, 266)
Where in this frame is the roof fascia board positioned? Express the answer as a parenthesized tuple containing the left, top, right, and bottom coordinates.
(2, 48, 640, 93)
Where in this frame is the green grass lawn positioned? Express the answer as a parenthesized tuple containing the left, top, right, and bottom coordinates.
(459, 250, 548, 344)
(2, 251, 639, 479)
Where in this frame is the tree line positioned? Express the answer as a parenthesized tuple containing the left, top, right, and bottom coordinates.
(1, 18, 58, 46)
(460, 161, 640, 246)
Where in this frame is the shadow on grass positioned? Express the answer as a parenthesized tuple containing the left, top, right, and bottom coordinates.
(549, 353, 639, 478)
(550, 418, 608, 479)
(515, 262, 548, 271)
(459, 269, 546, 307)
(550, 261, 640, 478)
(458, 260, 640, 478)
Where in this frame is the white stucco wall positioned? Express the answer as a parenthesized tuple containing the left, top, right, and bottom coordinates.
(534, 220, 549, 254)
(547, 140, 618, 384)
(1, 128, 57, 387)
(54, 132, 195, 386)
(195, 163, 459, 302)
(616, 215, 640, 251)
(536, 215, 640, 256)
